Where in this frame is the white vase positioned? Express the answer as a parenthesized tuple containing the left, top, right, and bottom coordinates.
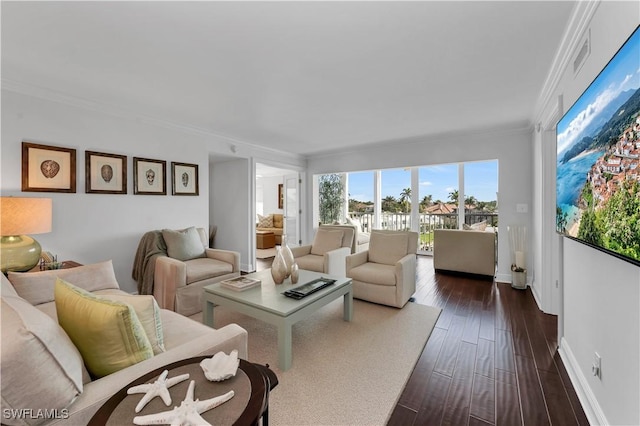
(280, 235, 295, 278)
(291, 263, 299, 284)
(271, 247, 287, 284)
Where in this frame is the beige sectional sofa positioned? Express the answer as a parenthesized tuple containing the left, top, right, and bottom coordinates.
(1, 260, 247, 425)
(433, 229, 496, 277)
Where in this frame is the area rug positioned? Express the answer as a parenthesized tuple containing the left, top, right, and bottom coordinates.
(256, 247, 276, 259)
(192, 299, 441, 425)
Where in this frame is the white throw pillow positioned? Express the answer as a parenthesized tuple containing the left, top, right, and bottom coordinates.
(1, 294, 84, 423)
(7, 260, 120, 306)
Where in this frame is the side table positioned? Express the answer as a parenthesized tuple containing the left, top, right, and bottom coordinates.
(89, 357, 278, 426)
(28, 260, 82, 272)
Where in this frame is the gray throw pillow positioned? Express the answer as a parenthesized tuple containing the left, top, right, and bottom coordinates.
(162, 227, 206, 261)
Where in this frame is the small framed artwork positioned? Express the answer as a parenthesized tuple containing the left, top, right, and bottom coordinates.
(22, 141, 77, 193)
(278, 184, 284, 209)
(133, 157, 166, 195)
(171, 162, 199, 196)
(85, 151, 127, 194)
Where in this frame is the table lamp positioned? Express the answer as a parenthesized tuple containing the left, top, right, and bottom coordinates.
(1, 197, 52, 273)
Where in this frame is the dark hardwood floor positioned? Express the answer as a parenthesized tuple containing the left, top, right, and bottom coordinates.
(255, 254, 588, 426)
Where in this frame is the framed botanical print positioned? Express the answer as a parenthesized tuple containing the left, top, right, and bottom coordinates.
(22, 142, 77, 193)
(85, 151, 127, 194)
(171, 162, 199, 196)
(133, 157, 166, 195)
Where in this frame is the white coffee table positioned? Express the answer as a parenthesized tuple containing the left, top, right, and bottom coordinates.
(202, 269, 353, 371)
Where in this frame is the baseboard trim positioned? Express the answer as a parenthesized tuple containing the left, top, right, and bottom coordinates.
(559, 337, 609, 426)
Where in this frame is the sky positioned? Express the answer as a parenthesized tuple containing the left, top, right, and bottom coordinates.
(347, 160, 498, 203)
(557, 26, 640, 155)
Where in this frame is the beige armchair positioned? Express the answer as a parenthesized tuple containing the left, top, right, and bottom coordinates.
(346, 230, 418, 308)
(290, 226, 355, 276)
(152, 227, 240, 316)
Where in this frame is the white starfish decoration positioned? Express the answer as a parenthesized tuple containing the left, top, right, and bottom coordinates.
(127, 370, 190, 413)
(133, 380, 235, 426)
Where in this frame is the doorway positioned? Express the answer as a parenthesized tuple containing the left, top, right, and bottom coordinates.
(255, 163, 300, 267)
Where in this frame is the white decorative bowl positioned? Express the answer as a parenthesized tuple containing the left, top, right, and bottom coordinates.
(200, 350, 240, 382)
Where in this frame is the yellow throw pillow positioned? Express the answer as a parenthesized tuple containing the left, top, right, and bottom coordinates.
(98, 293, 166, 355)
(54, 278, 153, 378)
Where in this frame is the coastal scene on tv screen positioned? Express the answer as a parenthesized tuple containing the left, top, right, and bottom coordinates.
(556, 26, 640, 264)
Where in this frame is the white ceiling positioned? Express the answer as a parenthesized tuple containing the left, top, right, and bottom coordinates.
(1, 1, 575, 156)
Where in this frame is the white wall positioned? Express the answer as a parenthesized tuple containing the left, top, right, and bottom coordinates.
(258, 176, 284, 217)
(1, 89, 306, 289)
(1, 91, 211, 293)
(210, 158, 253, 272)
(535, 2, 640, 424)
(306, 126, 534, 282)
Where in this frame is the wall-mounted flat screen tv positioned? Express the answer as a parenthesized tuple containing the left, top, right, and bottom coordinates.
(556, 25, 640, 267)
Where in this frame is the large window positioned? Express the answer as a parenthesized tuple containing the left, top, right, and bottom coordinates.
(418, 163, 459, 250)
(315, 160, 498, 254)
(381, 168, 411, 230)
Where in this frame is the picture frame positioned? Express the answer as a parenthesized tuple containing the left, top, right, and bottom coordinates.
(278, 184, 284, 209)
(133, 157, 166, 195)
(22, 142, 77, 193)
(171, 162, 199, 196)
(85, 151, 127, 194)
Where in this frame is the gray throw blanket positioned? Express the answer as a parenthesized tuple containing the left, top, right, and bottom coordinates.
(132, 230, 167, 295)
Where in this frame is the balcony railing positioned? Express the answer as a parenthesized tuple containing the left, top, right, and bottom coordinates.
(348, 211, 498, 252)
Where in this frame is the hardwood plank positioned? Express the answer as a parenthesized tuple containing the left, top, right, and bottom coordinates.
(415, 372, 451, 425)
(539, 369, 580, 426)
(469, 415, 493, 426)
(462, 299, 483, 344)
(470, 373, 496, 423)
(434, 314, 467, 377)
(552, 352, 590, 426)
(397, 326, 447, 410)
(494, 329, 516, 373)
(524, 313, 556, 372)
(441, 342, 477, 426)
(479, 305, 496, 342)
(386, 404, 417, 426)
(515, 355, 550, 426)
(496, 379, 522, 426)
(475, 338, 495, 379)
(494, 368, 517, 385)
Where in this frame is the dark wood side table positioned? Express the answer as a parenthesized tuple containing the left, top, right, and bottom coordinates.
(28, 260, 82, 272)
(89, 357, 278, 426)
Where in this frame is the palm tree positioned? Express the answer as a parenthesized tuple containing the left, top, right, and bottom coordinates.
(399, 188, 411, 213)
(420, 195, 433, 212)
(448, 189, 459, 205)
(382, 196, 397, 212)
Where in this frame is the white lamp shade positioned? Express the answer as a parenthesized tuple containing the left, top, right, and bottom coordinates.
(1, 197, 52, 236)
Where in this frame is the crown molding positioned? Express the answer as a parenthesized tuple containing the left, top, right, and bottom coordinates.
(533, 0, 600, 125)
(1, 78, 304, 163)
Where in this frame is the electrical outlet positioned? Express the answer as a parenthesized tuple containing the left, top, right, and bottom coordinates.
(592, 352, 602, 379)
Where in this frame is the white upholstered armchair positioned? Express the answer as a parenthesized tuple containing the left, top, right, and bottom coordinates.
(151, 227, 240, 316)
(290, 226, 355, 276)
(346, 229, 418, 308)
